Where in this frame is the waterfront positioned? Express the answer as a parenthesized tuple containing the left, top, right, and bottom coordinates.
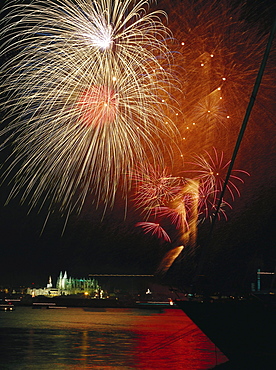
(0, 307, 227, 369)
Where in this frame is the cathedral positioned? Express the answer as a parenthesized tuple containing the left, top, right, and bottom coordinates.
(28, 271, 103, 297)
(56, 271, 102, 296)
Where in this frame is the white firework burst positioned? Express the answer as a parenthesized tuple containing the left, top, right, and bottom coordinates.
(0, 0, 178, 215)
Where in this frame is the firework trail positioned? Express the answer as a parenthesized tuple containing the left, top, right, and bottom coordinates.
(166, 0, 275, 162)
(155, 245, 184, 275)
(133, 165, 199, 248)
(131, 0, 271, 272)
(132, 164, 196, 248)
(0, 0, 178, 215)
(133, 149, 248, 254)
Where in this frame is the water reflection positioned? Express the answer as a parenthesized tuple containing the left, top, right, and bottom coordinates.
(0, 307, 227, 369)
(132, 309, 227, 369)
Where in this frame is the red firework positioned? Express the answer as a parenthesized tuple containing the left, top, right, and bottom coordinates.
(131, 164, 183, 214)
(77, 85, 118, 127)
(186, 147, 249, 201)
(152, 206, 189, 231)
(135, 222, 171, 243)
(197, 183, 231, 222)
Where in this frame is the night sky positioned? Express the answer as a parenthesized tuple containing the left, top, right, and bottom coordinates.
(0, 0, 275, 292)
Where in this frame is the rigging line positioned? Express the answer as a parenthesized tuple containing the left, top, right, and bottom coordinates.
(140, 324, 195, 352)
(211, 15, 276, 232)
(140, 326, 199, 353)
(146, 328, 200, 353)
(194, 15, 276, 285)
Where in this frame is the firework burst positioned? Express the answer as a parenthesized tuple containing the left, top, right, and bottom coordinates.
(186, 148, 250, 202)
(132, 162, 200, 248)
(166, 0, 275, 160)
(131, 163, 183, 217)
(135, 222, 171, 243)
(133, 149, 249, 249)
(196, 183, 230, 222)
(0, 0, 178, 214)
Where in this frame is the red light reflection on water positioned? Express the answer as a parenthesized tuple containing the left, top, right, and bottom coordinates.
(132, 309, 228, 369)
(0, 307, 228, 369)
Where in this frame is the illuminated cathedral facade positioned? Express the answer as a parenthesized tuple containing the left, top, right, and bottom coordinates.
(28, 271, 103, 297)
(56, 271, 102, 296)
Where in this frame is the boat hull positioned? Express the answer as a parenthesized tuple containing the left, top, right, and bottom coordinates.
(176, 297, 276, 368)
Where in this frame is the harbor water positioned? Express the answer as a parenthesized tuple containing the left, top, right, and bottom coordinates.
(0, 307, 228, 369)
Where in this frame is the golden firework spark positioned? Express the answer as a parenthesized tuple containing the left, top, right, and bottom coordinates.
(155, 245, 184, 275)
(167, 0, 275, 162)
(0, 0, 178, 214)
